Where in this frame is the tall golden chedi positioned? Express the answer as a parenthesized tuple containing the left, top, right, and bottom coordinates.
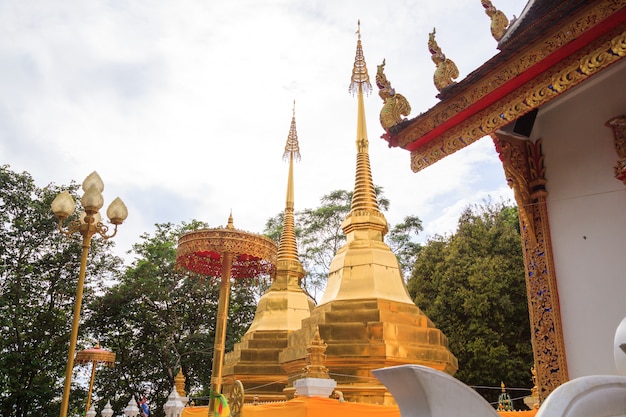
(278, 23, 458, 405)
(222, 103, 316, 401)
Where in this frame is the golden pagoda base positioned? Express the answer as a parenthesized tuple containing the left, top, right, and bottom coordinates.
(223, 330, 292, 402)
(279, 298, 458, 405)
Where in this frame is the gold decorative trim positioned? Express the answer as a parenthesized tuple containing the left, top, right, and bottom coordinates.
(493, 132, 569, 402)
(410, 24, 626, 172)
(606, 115, 626, 184)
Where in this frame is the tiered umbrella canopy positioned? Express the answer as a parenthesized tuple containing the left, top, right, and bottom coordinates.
(75, 343, 116, 414)
(176, 214, 277, 412)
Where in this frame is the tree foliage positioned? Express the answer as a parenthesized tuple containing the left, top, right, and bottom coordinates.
(0, 165, 122, 417)
(407, 200, 532, 408)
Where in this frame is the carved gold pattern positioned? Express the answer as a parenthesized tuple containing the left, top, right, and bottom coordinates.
(428, 28, 459, 93)
(493, 133, 569, 402)
(376, 59, 411, 133)
(481, 0, 509, 41)
(606, 115, 626, 184)
(410, 24, 626, 172)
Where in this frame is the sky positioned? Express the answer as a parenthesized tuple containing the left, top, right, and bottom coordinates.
(0, 0, 527, 264)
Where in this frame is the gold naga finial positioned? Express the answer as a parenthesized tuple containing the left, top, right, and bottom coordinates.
(349, 20, 372, 96)
(283, 100, 301, 162)
(375, 58, 411, 135)
(481, 0, 510, 41)
(428, 27, 459, 94)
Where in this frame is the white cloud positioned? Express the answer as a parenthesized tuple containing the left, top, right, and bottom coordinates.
(0, 0, 525, 262)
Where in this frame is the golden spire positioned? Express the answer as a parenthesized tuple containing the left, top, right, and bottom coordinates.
(277, 100, 303, 267)
(343, 22, 387, 235)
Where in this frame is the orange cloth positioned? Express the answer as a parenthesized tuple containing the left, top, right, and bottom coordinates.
(181, 397, 538, 417)
(498, 410, 538, 417)
(243, 397, 400, 417)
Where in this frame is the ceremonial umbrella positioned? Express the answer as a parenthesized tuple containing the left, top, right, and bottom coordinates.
(176, 214, 277, 414)
(75, 343, 116, 415)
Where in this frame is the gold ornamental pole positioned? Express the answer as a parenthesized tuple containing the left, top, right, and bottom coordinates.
(210, 252, 233, 398)
(176, 214, 276, 415)
(51, 172, 128, 417)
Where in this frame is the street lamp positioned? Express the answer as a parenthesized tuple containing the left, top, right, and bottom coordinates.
(51, 171, 128, 417)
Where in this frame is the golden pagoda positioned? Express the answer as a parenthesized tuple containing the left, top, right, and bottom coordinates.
(278, 23, 458, 405)
(222, 102, 316, 402)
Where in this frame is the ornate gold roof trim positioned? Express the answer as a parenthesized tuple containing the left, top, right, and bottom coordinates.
(409, 21, 626, 172)
(389, 0, 626, 171)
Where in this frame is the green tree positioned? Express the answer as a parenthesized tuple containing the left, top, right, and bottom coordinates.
(408, 200, 533, 408)
(264, 187, 421, 299)
(84, 221, 259, 417)
(0, 165, 122, 417)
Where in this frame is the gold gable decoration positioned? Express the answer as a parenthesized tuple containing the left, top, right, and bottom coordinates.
(481, 0, 510, 41)
(428, 28, 459, 94)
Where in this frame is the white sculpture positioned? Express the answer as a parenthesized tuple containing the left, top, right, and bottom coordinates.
(163, 386, 186, 417)
(372, 364, 499, 417)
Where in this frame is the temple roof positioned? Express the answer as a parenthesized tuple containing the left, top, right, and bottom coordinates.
(384, 0, 626, 172)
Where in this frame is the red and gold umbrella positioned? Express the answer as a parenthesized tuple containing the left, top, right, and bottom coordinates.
(75, 343, 115, 415)
(176, 214, 277, 414)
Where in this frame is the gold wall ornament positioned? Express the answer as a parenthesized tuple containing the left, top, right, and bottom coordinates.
(428, 28, 459, 94)
(606, 115, 626, 184)
(493, 132, 569, 402)
(409, 25, 626, 172)
(376, 59, 411, 135)
(481, 0, 509, 41)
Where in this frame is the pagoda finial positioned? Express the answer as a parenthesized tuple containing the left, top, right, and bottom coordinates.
(349, 20, 372, 96)
(226, 211, 234, 229)
(283, 100, 301, 162)
(428, 27, 459, 94)
(175, 369, 186, 398)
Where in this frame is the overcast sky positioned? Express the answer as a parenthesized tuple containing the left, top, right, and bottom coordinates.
(0, 0, 526, 264)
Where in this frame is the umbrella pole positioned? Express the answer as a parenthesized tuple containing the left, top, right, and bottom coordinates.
(85, 361, 96, 415)
(209, 252, 233, 415)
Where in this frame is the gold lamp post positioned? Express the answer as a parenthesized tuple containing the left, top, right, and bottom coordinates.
(51, 171, 128, 417)
(75, 343, 116, 415)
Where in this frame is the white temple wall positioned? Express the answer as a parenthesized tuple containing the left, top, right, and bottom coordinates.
(531, 60, 626, 378)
